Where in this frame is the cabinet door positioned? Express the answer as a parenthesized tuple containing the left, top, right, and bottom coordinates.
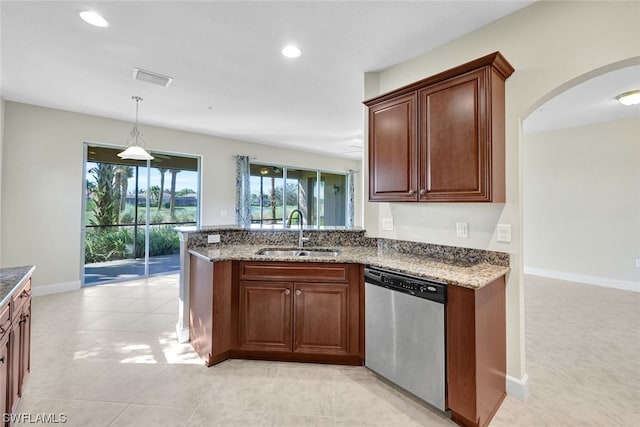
(293, 283, 349, 355)
(0, 333, 9, 420)
(419, 68, 491, 202)
(18, 303, 31, 396)
(8, 320, 20, 414)
(368, 93, 418, 201)
(239, 281, 292, 352)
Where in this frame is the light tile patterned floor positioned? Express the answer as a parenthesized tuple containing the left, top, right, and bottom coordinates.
(17, 274, 640, 426)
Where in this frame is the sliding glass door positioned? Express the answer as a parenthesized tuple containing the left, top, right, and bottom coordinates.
(83, 144, 199, 285)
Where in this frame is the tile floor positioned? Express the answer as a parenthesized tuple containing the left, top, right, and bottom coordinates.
(17, 274, 640, 426)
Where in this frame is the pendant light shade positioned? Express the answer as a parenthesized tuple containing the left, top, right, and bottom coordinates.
(118, 96, 154, 160)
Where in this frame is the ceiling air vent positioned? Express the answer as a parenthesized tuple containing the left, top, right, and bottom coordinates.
(132, 68, 173, 87)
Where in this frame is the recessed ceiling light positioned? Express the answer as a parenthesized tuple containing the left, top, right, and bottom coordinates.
(616, 89, 640, 106)
(282, 45, 301, 58)
(79, 11, 110, 28)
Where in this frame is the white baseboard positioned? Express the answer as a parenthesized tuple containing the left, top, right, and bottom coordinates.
(176, 324, 189, 343)
(32, 280, 81, 297)
(524, 266, 640, 293)
(506, 373, 529, 401)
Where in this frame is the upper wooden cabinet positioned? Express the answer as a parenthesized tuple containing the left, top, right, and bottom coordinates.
(365, 52, 514, 203)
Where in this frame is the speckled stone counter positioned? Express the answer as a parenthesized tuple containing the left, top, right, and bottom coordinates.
(0, 265, 36, 306)
(189, 245, 508, 289)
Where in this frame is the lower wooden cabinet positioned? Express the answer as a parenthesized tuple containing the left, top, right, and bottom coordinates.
(238, 281, 350, 356)
(447, 276, 506, 427)
(0, 276, 32, 424)
(189, 257, 363, 367)
(0, 326, 9, 422)
(293, 283, 349, 355)
(239, 281, 292, 352)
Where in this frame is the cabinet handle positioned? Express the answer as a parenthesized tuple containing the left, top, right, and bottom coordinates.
(0, 327, 4, 334)
(419, 189, 426, 195)
(408, 189, 416, 195)
(284, 289, 290, 295)
(295, 290, 302, 296)
(0, 357, 4, 364)
(21, 290, 30, 298)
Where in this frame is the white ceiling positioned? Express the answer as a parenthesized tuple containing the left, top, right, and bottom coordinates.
(3, 2, 637, 158)
(1, 0, 538, 159)
(524, 64, 640, 134)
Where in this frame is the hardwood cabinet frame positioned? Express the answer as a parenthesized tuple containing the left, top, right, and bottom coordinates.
(0, 276, 32, 425)
(365, 51, 513, 203)
(189, 257, 363, 367)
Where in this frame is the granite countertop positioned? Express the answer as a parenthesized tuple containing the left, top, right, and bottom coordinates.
(0, 265, 36, 306)
(189, 245, 509, 289)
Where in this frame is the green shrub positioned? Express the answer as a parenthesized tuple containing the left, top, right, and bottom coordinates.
(84, 225, 179, 263)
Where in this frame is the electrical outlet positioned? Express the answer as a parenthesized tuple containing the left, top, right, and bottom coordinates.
(636, 258, 640, 268)
(496, 224, 511, 243)
(220, 210, 228, 217)
(207, 234, 221, 244)
(456, 222, 468, 238)
(381, 218, 394, 231)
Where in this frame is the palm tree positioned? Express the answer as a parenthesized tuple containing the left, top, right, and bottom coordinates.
(89, 164, 119, 226)
(149, 185, 160, 207)
(169, 169, 180, 217)
(157, 168, 168, 210)
(116, 165, 134, 211)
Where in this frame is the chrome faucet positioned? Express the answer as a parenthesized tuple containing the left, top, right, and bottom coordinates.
(286, 209, 309, 249)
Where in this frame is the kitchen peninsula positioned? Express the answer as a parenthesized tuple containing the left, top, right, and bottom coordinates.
(177, 227, 509, 427)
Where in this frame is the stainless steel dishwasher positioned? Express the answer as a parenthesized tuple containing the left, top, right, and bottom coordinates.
(365, 266, 447, 411)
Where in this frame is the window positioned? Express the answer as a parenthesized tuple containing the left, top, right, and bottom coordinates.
(249, 163, 349, 228)
(83, 144, 200, 284)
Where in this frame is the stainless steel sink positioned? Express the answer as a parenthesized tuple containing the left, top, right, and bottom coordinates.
(255, 248, 340, 257)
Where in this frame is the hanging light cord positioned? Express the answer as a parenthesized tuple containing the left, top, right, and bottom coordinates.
(129, 96, 143, 146)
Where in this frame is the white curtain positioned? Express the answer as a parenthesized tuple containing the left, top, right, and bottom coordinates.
(235, 155, 251, 227)
(346, 169, 355, 228)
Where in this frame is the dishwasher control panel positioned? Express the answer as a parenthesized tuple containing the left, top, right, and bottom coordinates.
(365, 267, 446, 303)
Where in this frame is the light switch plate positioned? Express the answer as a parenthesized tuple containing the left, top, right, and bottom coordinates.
(456, 222, 468, 238)
(207, 234, 221, 244)
(381, 218, 394, 231)
(497, 224, 511, 243)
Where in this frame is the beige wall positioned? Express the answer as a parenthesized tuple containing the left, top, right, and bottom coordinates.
(362, 0, 640, 386)
(1, 101, 361, 288)
(523, 117, 640, 288)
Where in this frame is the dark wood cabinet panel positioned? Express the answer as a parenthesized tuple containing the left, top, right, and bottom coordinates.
(17, 302, 31, 398)
(447, 276, 506, 427)
(420, 69, 486, 201)
(189, 257, 233, 366)
(240, 262, 348, 282)
(8, 316, 20, 414)
(365, 52, 513, 203)
(0, 332, 8, 421)
(239, 281, 292, 352)
(368, 93, 418, 201)
(189, 258, 363, 366)
(293, 283, 349, 355)
(189, 255, 214, 363)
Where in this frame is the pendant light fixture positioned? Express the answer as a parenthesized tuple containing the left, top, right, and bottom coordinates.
(117, 96, 154, 160)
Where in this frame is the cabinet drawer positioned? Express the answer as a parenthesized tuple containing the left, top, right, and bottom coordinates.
(11, 279, 31, 314)
(240, 262, 348, 283)
(0, 303, 10, 338)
